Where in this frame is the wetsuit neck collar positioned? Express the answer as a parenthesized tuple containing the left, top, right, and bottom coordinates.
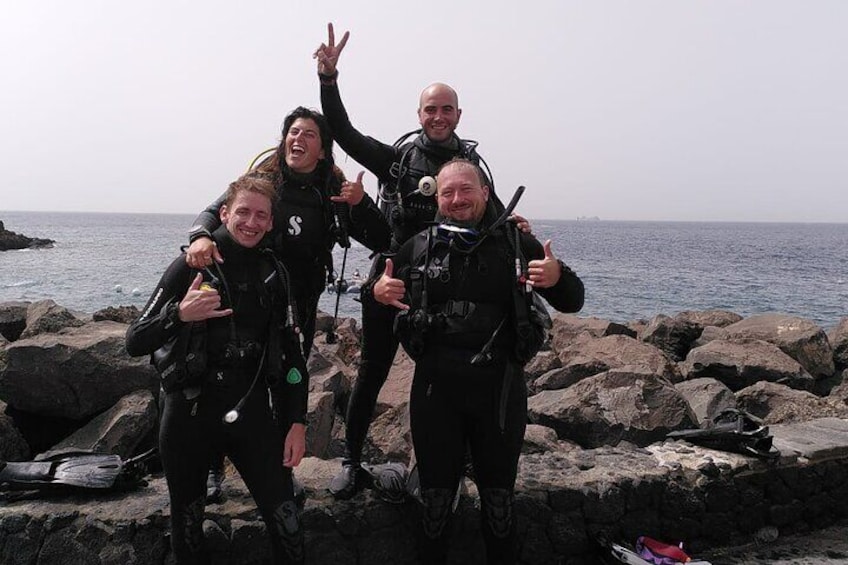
(280, 161, 324, 189)
(213, 225, 265, 265)
(415, 133, 461, 158)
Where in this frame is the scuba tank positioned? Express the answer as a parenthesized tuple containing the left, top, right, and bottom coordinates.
(377, 129, 498, 244)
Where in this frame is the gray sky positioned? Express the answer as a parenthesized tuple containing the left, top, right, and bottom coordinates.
(2, 1, 846, 222)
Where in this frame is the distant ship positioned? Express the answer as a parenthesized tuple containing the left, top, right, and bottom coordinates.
(576, 216, 601, 221)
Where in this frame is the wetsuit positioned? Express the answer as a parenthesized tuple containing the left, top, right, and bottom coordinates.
(389, 207, 584, 564)
(189, 161, 391, 356)
(320, 80, 503, 472)
(126, 227, 307, 564)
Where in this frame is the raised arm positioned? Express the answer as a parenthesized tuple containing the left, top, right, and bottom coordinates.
(314, 24, 398, 181)
(313, 22, 348, 79)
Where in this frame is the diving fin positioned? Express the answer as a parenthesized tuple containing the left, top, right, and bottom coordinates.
(667, 408, 780, 460)
(0, 449, 154, 492)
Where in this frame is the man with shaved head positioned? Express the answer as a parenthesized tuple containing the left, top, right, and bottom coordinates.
(314, 23, 506, 499)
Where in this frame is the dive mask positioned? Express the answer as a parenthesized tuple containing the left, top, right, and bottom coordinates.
(433, 223, 482, 254)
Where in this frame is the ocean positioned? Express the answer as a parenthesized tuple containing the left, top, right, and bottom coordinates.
(1, 211, 846, 330)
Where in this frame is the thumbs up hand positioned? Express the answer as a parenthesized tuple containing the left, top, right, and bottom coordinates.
(178, 273, 234, 322)
(527, 240, 561, 289)
(373, 258, 409, 310)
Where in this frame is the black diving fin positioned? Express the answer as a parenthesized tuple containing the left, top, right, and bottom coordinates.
(0, 448, 156, 492)
(667, 408, 780, 460)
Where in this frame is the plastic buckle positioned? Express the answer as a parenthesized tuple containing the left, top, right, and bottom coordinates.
(442, 300, 474, 317)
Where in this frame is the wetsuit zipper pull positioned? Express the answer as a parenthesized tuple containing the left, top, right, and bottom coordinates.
(426, 384, 433, 398)
(190, 401, 198, 417)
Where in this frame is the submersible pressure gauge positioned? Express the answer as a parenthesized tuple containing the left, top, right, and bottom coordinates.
(418, 176, 437, 196)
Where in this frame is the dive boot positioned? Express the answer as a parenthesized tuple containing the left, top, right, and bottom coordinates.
(328, 462, 371, 500)
(362, 462, 409, 504)
(206, 467, 225, 503)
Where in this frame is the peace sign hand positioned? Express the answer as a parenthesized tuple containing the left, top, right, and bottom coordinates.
(314, 22, 350, 76)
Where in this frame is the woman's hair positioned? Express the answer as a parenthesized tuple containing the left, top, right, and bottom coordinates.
(282, 106, 334, 165)
(253, 107, 335, 177)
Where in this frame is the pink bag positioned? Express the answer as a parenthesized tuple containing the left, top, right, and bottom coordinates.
(635, 536, 691, 564)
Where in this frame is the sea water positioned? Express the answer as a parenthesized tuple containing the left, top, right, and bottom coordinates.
(1, 211, 846, 329)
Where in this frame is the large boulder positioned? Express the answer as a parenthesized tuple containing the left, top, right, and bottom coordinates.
(550, 315, 636, 353)
(0, 301, 29, 342)
(527, 366, 697, 448)
(19, 300, 85, 339)
(691, 325, 728, 349)
(0, 321, 158, 419)
(522, 424, 562, 454)
(92, 305, 141, 324)
(375, 348, 414, 413)
(827, 318, 848, 371)
(826, 370, 848, 405)
(45, 389, 157, 459)
(534, 358, 609, 392)
(367, 403, 413, 464)
(736, 381, 848, 425)
(640, 314, 703, 362)
(675, 310, 743, 328)
(554, 334, 682, 385)
(307, 350, 349, 400)
(306, 391, 335, 459)
(524, 350, 561, 383)
(722, 314, 835, 378)
(682, 339, 815, 392)
(313, 316, 361, 368)
(674, 377, 737, 426)
(0, 399, 30, 461)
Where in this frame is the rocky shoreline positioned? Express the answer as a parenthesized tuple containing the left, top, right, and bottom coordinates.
(1, 300, 848, 564)
(0, 220, 54, 251)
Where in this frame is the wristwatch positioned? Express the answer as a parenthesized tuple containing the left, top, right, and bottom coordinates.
(163, 301, 184, 331)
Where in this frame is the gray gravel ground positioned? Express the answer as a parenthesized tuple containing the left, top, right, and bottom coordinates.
(698, 522, 848, 564)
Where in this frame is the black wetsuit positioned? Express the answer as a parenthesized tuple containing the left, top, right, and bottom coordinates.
(189, 162, 391, 356)
(390, 209, 584, 564)
(321, 81, 502, 467)
(126, 227, 308, 565)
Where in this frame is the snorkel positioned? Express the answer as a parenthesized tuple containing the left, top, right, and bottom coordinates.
(434, 185, 526, 255)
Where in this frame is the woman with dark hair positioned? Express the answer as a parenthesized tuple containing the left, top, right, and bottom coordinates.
(187, 106, 390, 353)
(185, 106, 391, 498)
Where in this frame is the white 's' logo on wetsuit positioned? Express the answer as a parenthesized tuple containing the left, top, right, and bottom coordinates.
(287, 215, 303, 236)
